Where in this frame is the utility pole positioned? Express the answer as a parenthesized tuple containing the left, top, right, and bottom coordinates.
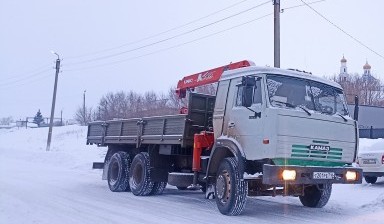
(273, 0, 280, 68)
(60, 110, 63, 126)
(46, 52, 61, 151)
(83, 90, 86, 125)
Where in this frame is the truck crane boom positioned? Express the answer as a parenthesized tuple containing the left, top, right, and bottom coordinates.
(175, 60, 253, 98)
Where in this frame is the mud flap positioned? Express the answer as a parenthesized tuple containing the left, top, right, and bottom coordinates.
(205, 184, 215, 199)
(92, 162, 104, 169)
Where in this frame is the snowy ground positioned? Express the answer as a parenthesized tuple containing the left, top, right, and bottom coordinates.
(0, 125, 383, 224)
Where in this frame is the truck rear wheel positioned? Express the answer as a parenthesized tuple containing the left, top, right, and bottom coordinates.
(150, 182, 167, 195)
(299, 184, 332, 208)
(215, 157, 247, 216)
(176, 186, 188, 190)
(364, 176, 377, 184)
(107, 151, 131, 192)
(129, 152, 154, 196)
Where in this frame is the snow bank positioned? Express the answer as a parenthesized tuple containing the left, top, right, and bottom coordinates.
(0, 125, 105, 171)
(0, 126, 383, 224)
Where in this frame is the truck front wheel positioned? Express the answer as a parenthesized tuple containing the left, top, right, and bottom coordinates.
(107, 151, 131, 192)
(364, 176, 377, 184)
(215, 157, 247, 216)
(129, 152, 154, 196)
(299, 184, 332, 208)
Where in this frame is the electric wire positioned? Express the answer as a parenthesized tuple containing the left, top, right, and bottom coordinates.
(64, 0, 325, 72)
(64, 13, 273, 72)
(0, 68, 52, 87)
(0, 71, 53, 91)
(1, 0, 325, 89)
(65, 1, 270, 66)
(0, 62, 52, 82)
(281, 0, 325, 11)
(65, 0, 251, 60)
(300, 0, 384, 60)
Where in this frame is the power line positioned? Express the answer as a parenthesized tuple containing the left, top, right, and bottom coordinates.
(0, 62, 52, 82)
(0, 72, 53, 90)
(64, 0, 325, 72)
(65, 0, 251, 60)
(64, 1, 270, 66)
(64, 13, 273, 72)
(0, 68, 52, 87)
(281, 0, 325, 11)
(1, 0, 326, 80)
(300, 0, 384, 60)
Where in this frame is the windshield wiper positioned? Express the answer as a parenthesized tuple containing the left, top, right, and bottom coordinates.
(271, 99, 311, 116)
(336, 113, 348, 122)
(298, 106, 311, 116)
(270, 100, 295, 108)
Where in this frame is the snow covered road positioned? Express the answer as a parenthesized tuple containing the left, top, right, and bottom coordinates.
(0, 126, 383, 224)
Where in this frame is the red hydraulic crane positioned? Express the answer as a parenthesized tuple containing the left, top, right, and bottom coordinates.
(175, 60, 254, 177)
(175, 60, 253, 99)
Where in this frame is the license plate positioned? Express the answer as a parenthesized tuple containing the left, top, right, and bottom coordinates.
(313, 172, 335, 179)
(362, 159, 376, 164)
(309, 145, 330, 151)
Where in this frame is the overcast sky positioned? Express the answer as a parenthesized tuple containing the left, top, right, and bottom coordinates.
(1, 0, 383, 120)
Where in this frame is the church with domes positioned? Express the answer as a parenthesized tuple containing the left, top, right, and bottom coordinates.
(337, 55, 383, 107)
(339, 55, 373, 81)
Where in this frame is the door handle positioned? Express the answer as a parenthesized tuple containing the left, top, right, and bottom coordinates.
(228, 122, 235, 128)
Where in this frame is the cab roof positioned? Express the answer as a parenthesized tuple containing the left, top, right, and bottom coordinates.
(220, 66, 342, 89)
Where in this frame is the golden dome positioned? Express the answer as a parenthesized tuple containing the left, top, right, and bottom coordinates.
(340, 56, 347, 63)
(363, 61, 371, 69)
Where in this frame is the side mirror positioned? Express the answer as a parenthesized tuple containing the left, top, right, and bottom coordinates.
(241, 76, 256, 107)
(241, 76, 256, 87)
(353, 95, 359, 121)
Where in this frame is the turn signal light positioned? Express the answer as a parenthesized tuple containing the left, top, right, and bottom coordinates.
(346, 171, 357, 181)
(282, 170, 296, 181)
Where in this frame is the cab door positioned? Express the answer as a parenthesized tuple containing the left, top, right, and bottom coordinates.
(225, 75, 265, 160)
(213, 80, 230, 138)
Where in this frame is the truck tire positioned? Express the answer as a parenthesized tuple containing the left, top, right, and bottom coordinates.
(215, 157, 248, 216)
(150, 182, 167, 195)
(107, 151, 131, 192)
(299, 184, 332, 208)
(129, 152, 154, 196)
(364, 176, 377, 184)
(176, 186, 188, 190)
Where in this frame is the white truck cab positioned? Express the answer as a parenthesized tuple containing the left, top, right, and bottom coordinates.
(206, 65, 362, 215)
(213, 66, 357, 165)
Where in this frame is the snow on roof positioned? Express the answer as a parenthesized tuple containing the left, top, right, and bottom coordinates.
(221, 66, 342, 89)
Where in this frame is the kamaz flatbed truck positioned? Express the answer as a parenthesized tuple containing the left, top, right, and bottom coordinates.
(87, 60, 362, 215)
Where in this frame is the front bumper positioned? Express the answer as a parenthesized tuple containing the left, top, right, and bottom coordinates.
(262, 164, 362, 185)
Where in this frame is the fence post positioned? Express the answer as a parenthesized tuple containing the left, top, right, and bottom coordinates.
(370, 126, 373, 139)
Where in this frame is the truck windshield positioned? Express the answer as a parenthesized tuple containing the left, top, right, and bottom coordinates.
(266, 74, 349, 116)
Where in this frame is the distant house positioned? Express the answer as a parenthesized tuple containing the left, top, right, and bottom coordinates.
(16, 120, 27, 127)
(15, 120, 38, 128)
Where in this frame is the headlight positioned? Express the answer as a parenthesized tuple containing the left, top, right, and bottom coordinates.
(345, 171, 357, 181)
(282, 170, 296, 181)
